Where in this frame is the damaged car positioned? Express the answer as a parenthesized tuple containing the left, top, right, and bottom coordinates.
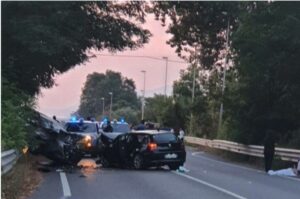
(100, 130, 186, 170)
(28, 112, 85, 164)
(64, 118, 101, 157)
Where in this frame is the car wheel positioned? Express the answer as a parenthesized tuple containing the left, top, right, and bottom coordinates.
(169, 164, 180, 170)
(133, 154, 143, 170)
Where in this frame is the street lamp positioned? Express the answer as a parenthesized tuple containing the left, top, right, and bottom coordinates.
(162, 56, 168, 98)
(141, 70, 146, 120)
(101, 97, 105, 117)
(109, 92, 113, 119)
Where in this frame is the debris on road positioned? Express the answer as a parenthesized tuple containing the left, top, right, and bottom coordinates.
(177, 166, 190, 173)
(77, 158, 101, 169)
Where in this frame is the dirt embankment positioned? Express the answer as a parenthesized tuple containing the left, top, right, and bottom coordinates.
(1, 154, 44, 199)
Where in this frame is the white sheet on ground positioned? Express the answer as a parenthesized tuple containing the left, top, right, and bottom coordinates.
(268, 168, 297, 177)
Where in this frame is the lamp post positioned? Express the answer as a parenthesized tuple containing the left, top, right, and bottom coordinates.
(109, 92, 113, 119)
(101, 97, 105, 117)
(162, 56, 168, 98)
(218, 17, 230, 132)
(141, 70, 146, 120)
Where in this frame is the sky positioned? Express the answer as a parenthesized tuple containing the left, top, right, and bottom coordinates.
(37, 14, 189, 118)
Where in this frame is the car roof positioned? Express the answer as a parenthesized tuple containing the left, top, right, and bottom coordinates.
(66, 120, 97, 124)
(130, 130, 172, 135)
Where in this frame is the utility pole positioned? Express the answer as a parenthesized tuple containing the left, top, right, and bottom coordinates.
(101, 97, 105, 117)
(141, 70, 146, 120)
(190, 47, 197, 135)
(162, 56, 168, 98)
(218, 19, 230, 132)
(109, 92, 113, 120)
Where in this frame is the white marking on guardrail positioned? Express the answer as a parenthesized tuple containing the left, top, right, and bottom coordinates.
(190, 152, 263, 173)
(59, 172, 71, 197)
(172, 171, 247, 199)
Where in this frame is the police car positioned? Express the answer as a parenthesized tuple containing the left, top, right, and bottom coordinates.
(64, 117, 101, 156)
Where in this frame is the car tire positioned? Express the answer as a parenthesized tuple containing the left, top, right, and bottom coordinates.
(169, 164, 180, 170)
(133, 154, 144, 170)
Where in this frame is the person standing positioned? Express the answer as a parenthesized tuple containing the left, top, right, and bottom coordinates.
(135, 120, 146, 130)
(263, 130, 276, 172)
(178, 128, 185, 141)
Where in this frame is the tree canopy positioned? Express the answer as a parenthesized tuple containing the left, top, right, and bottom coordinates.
(2, 1, 151, 95)
(150, 1, 300, 147)
(78, 70, 139, 119)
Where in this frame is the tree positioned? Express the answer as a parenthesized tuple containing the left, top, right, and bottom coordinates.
(2, 1, 151, 95)
(228, 2, 300, 144)
(152, 1, 300, 146)
(78, 70, 139, 118)
(150, 1, 240, 68)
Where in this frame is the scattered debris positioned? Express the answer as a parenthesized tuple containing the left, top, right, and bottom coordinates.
(177, 166, 190, 173)
(37, 167, 51, 173)
(77, 158, 101, 169)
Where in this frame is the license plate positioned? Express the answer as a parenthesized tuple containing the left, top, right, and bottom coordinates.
(164, 153, 177, 159)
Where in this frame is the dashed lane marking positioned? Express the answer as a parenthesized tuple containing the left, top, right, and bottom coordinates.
(59, 172, 71, 197)
(172, 171, 247, 199)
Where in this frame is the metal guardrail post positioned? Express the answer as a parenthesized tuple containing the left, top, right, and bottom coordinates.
(1, 149, 18, 175)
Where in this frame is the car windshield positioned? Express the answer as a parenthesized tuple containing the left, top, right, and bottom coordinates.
(65, 122, 97, 133)
(152, 133, 177, 144)
(111, 123, 130, 133)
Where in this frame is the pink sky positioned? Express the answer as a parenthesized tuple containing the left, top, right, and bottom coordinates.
(37, 14, 188, 117)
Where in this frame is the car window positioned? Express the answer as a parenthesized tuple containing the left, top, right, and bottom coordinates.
(111, 123, 130, 133)
(137, 135, 149, 144)
(152, 133, 177, 144)
(65, 122, 97, 133)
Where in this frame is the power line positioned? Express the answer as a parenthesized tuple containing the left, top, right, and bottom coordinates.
(91, 53, 188, 64)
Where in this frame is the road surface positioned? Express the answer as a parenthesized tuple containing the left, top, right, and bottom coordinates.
(30, 148, 300, 199)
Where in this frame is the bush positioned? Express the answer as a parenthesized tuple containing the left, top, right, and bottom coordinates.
(1, 81, 35, 150)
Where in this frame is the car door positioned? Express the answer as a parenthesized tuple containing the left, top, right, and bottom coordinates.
(118, 134, 129, 165)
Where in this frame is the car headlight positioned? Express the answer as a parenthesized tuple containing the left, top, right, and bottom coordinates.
(84, 135, 92, 143)
(82, 135, 92, 148)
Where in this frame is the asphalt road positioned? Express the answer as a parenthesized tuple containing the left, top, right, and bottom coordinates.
(30, 148, 300, 199)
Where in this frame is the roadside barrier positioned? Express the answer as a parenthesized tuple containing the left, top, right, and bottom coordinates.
(185, 136, 300, 162)
(1, 149, 18, 175)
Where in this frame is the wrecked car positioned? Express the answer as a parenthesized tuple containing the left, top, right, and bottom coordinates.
(64, 118, 101, 157)
(100, 130, 186, 170)
(28, 112, 85, 164)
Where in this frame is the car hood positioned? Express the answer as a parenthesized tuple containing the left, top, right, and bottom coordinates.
(69, 132, 99, 139)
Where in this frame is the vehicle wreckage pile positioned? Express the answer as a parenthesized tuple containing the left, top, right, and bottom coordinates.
(29, 112, 186, 170)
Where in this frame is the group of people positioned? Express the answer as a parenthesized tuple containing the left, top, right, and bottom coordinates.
(133, 120, 185, 140)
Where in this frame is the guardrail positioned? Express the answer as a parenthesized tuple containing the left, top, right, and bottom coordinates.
(1, 149, 18, 175)
(185, 136, 300, 162)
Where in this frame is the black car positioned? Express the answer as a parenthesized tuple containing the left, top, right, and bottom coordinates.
(101, 130, 186, 170)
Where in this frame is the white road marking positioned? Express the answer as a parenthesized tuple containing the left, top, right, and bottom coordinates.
(191, 151, 204, 156)
(59, 172, 71, 197)
(172, 171, 247, 199)
(278, 175, 300, 183)
(190, 151, 263, 173)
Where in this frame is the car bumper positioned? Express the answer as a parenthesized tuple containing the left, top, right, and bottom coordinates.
(142, 151, 186, 166)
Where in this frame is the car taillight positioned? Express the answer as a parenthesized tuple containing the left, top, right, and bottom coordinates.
(147, 143, 157, 151)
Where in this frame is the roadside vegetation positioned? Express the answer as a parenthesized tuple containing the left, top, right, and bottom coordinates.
(2, 1, 300, 151)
